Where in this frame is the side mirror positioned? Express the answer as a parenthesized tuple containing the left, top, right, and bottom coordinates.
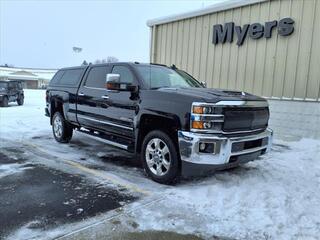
(106, 73, 120, 91)
(201, 81, 207, 88)
(106, 73, 137, 92)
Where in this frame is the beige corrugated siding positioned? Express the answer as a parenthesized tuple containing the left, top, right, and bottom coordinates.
(150, 0, 320, 101)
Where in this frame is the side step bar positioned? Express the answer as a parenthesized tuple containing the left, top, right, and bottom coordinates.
(76, 128, 130, 151)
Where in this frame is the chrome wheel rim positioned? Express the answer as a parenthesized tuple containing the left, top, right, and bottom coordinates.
(145, 138, 171, 176)
(53, 115, 63, 138)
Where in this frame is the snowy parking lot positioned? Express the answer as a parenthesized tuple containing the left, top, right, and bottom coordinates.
(0, 90, 320, 240)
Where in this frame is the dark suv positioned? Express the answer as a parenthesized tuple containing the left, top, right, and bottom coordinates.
(0, 80, 24, 107)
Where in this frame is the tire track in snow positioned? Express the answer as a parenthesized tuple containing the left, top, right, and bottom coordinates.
(1, 138, 151, 196)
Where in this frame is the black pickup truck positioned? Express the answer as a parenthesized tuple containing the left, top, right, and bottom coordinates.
(0, 80, 24, 107)
(45, 62, 272, 184)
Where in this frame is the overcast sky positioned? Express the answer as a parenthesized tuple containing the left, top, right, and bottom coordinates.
(0, 0, 224, 69)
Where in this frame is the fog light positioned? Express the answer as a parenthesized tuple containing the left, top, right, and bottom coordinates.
(199, 142, 206, 151)
(199, 142, 215, 154)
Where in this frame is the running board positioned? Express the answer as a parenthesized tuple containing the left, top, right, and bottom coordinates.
(76, 129, 129, 151)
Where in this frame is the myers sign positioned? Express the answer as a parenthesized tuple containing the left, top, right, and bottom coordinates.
(212, 18, 294, 46)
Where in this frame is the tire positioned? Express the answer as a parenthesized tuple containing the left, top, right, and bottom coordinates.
(141, 130, 180, 184)
(0, 96, 8, 107)
(52, 111, 73, 143)
(17, 95, 24, 105)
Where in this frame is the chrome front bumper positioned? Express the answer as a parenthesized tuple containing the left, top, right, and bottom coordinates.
(178, 128, 273, 166)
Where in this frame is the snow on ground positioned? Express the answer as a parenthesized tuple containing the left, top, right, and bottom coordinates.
(129, 138, 320, 239)
(1, 89, 320, 240)
(0, 89, 48, 140)
(0, 163, 33, 179)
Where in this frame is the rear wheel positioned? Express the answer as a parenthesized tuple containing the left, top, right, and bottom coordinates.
(0, 96, 8, 107)
(141, 130, 180, 184)
(52, 111, 73, 143)
(17, 95, 24, 105)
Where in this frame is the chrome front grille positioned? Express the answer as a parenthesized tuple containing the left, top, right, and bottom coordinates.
(222, 107, 269, 133)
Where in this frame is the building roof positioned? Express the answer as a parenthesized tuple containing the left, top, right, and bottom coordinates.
(10, 70, 37, 77)
(147, 0, 268, 27)
(0, 66, 57, 81)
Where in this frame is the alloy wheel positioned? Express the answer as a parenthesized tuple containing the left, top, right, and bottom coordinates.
(53, 115, 63, 138)
(145, 138, 171, 176)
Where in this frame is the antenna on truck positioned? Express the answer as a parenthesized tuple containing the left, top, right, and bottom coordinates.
(171, 64, 177, 70)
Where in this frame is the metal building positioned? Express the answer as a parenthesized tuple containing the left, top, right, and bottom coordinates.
(147, 0, 320, 139)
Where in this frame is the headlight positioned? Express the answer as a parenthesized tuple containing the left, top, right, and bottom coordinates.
(192, 106, 214, 114)
(191, 102, 224, 131)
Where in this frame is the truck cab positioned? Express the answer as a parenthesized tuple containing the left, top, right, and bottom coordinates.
(46, 62, 272, 184)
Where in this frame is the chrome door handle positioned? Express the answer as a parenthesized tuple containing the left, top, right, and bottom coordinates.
(101, 95, 109, 99)
(78, 92, 85, 96)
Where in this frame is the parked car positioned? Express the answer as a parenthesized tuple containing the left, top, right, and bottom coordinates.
(45, 62, 273, 184)
(0, 80, 24, 107)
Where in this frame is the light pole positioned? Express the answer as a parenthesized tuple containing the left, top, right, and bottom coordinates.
(72, 46, 83, 65)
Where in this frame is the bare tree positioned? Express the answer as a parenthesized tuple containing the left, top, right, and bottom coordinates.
(1, 63, 14, 67)
(81, 60, 88, 66)
(106, 56, 118, 63)
(94, 57, 118, 64)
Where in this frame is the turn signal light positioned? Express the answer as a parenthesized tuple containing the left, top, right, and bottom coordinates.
(193, 106, 204, 114)
(192, 121, 204, 129)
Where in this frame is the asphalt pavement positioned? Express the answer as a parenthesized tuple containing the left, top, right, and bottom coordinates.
(0, 150, 137, 239)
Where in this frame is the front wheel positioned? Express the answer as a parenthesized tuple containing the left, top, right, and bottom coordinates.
(141, 130, 180, 184)
(52, 112, 73, 143)
(17, 95, 24, 105)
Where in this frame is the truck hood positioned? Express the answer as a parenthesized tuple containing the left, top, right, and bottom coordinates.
(157, 87, 266, 103)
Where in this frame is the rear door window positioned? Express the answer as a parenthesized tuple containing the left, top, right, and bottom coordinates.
(59, 69, 83, 86)
(49, 70, 65, 85)
(85, 66, 108, 88)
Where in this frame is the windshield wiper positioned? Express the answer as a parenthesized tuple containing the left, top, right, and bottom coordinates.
(150, 86, 170, 90)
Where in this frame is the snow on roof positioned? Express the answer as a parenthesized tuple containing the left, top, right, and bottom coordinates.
(10, 70, 37, 77)
(0, 66, 57, 81)
(147, 0, 268, 27)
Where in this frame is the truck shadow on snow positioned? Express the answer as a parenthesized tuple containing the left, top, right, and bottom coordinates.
(29, 134, 282, 186)
(68, 137, 265, 186)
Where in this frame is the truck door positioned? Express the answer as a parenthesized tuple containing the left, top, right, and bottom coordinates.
(76, 64, 111, 131)
(76, 64, 137, 141)
(101, 64, 139, 139)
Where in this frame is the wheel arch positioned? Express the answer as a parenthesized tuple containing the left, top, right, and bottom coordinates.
(135, 113, 181, 154)
(50, 97, 66, 124)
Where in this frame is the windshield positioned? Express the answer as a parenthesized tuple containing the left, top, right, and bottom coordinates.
(135, 65, 202, 89)
(0, 82, 8, 89)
